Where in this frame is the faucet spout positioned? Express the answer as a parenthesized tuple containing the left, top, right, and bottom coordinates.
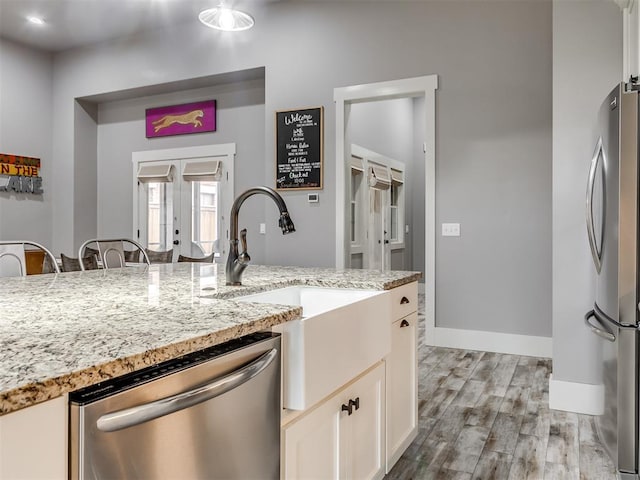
(226, 186, 295, 286)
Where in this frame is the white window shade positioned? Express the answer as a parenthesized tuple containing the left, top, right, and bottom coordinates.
(182, 160, 221, 182)
(137, 164, 174, 183)
(391, 168, 404, 185)
(368, 163, 391, 190)
(350, 156, 364, 172)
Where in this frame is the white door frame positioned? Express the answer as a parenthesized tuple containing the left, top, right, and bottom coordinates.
(334, 75, 438, 342)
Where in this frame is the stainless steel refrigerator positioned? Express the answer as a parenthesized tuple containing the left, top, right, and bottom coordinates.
(585, 81, 639, 479)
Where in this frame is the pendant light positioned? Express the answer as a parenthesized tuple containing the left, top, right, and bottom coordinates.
(198, 6, 254, 32)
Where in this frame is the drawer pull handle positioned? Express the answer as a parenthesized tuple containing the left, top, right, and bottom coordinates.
(341, 403, 353, 415)
(400, 296, 410, 305)
(400, 319, 410, 328)
(349, 397, 360, 411)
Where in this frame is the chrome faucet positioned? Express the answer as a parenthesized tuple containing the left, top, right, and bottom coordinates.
(226, 186, 295, 285)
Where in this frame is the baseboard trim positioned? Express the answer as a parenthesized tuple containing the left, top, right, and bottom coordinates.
(548, 374, 604, 415)
(425, 326, 552, 358)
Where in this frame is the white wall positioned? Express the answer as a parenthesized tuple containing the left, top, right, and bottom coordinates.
(552, 1, 622, 385)
(0, 39, 53, 245)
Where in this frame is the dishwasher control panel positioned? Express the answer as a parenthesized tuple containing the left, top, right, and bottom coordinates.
(69, 331, 278, 405)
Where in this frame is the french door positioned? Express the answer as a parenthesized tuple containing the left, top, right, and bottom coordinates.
(133, 145, 235, 262)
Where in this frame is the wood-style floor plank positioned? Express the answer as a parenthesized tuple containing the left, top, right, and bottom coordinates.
(466, 393, 502, 429)
(507, 433, 548, 480)
(485, 413, 523, 455)
(441, 425, 489, 473)
(545, 410, 579, 469)
(471, 451, 513, 480)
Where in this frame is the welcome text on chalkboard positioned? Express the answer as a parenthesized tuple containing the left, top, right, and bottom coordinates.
(275, 106, 323, 190)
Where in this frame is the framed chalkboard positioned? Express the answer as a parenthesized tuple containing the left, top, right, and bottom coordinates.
(275, 106, 323, 190)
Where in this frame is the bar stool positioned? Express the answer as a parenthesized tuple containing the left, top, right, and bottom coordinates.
(144, 248, 173, 264)
(78, 238, 151, 271)
(177, 252, 215, 263)
(0, 241, 60, 277)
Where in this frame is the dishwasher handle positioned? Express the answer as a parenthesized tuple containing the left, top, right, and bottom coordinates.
(96, 348, 278, 432)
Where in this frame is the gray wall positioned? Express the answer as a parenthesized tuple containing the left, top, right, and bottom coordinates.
(552, 1, 622, 385)
(94, 80, 267, 260)
(73, 100, 98, 255)
(0, 39, 53, 244)
(35, 1, 551, 339)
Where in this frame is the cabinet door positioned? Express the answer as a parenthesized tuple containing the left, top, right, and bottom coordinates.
(282, 363, 386, 480)
(386, 312, 418, 471)
(344, 362, 386, 480)
(0, 396, 67, 479)
(282, 395, 342, 480)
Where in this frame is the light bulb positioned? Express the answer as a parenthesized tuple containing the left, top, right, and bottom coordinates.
(199, 6, 254, 31)
(27, 16, 45, 25)
(219, 9, 235, 31)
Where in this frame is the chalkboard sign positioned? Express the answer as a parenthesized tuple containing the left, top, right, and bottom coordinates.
(275, 106, 323, 190)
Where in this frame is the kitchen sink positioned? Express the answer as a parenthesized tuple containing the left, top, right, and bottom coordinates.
(237, 286, 391, 410)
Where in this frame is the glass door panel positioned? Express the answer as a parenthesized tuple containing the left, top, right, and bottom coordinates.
(190, 181, 219, 257)
(146, 182, 174, 252)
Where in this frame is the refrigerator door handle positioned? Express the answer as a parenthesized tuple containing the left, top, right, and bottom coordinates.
(586, 138, 604, 273)
(584, 309, 616, 342)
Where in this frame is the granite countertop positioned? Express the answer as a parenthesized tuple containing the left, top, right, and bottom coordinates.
(0, 263, 421, 415)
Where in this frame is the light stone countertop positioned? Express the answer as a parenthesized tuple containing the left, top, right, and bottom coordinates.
(0, 263, 421, 415)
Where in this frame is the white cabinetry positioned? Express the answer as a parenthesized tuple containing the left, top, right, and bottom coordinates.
(281, 281, 419, 479)
(385, 282, 418, 472)
(0, 396, 67, 479)
(282, 362, 385, 480)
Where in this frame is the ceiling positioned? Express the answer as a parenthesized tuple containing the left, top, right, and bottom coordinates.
(0, 0, 270, 53)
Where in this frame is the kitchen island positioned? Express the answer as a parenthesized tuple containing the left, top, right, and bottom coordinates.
(0, 263, 420, 478)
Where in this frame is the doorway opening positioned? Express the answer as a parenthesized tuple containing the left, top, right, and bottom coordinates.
(334, 75, 437, 341)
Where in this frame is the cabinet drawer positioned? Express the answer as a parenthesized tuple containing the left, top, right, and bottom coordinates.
(390, 282, 418, 320)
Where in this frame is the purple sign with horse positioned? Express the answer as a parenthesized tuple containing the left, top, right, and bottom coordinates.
(146, 100, 216, 138)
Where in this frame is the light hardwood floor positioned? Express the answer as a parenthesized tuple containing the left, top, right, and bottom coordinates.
(385, 295, 616, 480)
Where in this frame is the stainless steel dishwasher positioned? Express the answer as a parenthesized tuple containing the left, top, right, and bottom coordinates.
(69, 332, 280, 480)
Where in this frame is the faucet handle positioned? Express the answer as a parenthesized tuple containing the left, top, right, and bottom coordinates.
(240, 228, 248, 253)
(239, 228, 251, 265)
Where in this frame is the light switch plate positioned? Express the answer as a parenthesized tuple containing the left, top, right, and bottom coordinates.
(442, 223, 460, 237)
(259, 223, 266, 234)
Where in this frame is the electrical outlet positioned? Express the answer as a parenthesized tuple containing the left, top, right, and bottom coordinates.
(442, 223, 460, 237)
(259, 223, 266, 234)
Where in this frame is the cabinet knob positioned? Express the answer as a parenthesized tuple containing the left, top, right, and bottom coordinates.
(349, 397, 360, 411)
(400, 296, 410, 305)
(400, 319, 410, 328)
(341, 403, 353, 416)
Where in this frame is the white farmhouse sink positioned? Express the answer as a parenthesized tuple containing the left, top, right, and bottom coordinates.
(237, 286, 391, 410)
